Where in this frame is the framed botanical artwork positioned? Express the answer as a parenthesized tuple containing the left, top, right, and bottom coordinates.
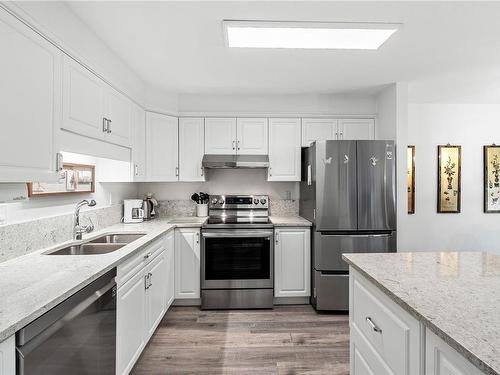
(27, 163, 95, 197)
(407, 146, 415, 214)
(437, 145, 461, 213)
(484, 145, 500, 213)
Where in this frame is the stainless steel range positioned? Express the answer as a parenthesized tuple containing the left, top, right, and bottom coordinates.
(201, 195, 274, 309)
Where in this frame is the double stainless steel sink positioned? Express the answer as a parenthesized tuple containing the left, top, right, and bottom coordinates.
(47, 233, 145, 255)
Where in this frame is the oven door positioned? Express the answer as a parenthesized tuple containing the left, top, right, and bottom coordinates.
(201, 229, 274, 289)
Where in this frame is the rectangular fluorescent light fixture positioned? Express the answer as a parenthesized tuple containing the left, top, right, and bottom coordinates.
(223, 21, 400, 50)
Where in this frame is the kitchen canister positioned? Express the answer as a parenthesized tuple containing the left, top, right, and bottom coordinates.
(196, 203, 208, 217)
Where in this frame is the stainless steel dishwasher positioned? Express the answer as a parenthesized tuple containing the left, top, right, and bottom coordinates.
(16, 268, 117, 375)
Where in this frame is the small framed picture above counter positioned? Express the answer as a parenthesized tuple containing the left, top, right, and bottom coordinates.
(484, 144, 500, 213)
(437, 144, 461, 213)
(407, 145, 415, 214)
(27, 163, 95, 197)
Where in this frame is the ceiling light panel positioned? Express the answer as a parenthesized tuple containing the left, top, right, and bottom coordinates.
(223, 21, 400, 50)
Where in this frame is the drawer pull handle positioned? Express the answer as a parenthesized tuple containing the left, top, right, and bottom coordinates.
(366, 317, 382, 333)
(144, 252, 152, 259)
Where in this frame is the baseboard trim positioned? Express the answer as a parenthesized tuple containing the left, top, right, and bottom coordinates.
(273, 296, 310, 305)
(173, 298, 201, 306)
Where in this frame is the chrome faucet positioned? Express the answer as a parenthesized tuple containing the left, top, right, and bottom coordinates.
(73, 199, 96, 240)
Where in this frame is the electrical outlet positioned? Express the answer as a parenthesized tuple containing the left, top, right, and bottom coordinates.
(0, 204, 7, 225)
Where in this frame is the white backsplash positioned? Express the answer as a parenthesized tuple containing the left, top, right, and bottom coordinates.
(0, 204, 123, 263)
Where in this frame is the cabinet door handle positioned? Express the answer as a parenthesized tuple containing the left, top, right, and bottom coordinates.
(237, 140, 240, 150)
(365, 317, 382, 333)
(200, 166, 204, 177)
(144, 274, 149, 290)
(339, 131, 343, 140)
(55, 152, 63, 172)
(175, 166, 179, 177)
(134, 164, 139, 176)
(148, 272, 152, 288)
(107, 119, 112, 134)
(269, 167, 272, 177)
(143, 252, 152, 260)
(275, 233, 279, 244)
(103, 118, 108, 133)
(196, 232, 199, 244)
(232, 140, 236, 150)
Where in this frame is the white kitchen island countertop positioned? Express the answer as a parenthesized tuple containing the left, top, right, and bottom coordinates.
(343, 251, 500, 375)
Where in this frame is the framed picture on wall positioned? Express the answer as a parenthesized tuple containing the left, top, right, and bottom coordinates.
(484, 145, 500, 213)
(437, 145, 461, 213)
(407, 146, 416, 214)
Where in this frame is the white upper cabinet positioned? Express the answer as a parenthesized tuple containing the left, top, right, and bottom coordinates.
(236, 118, 268, 155)
(146, 112, 179, 181)
(301, 118, 337, 147)
(0, 9, 61, 182)
(205, 118, 236, 154)
(104, 86, 133, 147)
(268, 118, 301, 181)
(62, 55, 106, 140)
(62, 55, 133, 147)
(338, 119, 375, 140)
(179, 118, 205, 181)
(132, 105, 146, 181)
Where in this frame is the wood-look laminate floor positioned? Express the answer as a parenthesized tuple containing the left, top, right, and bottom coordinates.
(131, 305, 349, 375)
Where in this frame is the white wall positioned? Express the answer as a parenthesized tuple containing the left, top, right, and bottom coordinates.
(178, 93, 376, 116)
(375, 84, 397, 141)
(137, 169, 298, 201)
(398, 103, 500, 253)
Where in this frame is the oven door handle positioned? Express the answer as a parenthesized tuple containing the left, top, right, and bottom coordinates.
(202, 231, 273, 238)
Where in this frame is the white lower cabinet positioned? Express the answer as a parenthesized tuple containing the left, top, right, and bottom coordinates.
(116, 233, 174, 375)
(274, 228, 311, 298)
(166, 230, 175, 308)
(349, 268, 422, 375)
(426, 329, 483, 375)
(0, 336, 15, 375)
(175, 228, 201, 299)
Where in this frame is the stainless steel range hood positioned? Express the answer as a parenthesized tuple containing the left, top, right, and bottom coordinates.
(202, 154, 269, 169)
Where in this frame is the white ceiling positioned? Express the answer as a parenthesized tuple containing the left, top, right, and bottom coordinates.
(67, 1, 500, 97)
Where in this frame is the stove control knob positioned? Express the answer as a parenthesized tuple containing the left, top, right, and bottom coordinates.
(260, 198, 267, 205)
(211, 198, 218, 205)
(254, 199, 259, 204)
(219, 199, 225, 205)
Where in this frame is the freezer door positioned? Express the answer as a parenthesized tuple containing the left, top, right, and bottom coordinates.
(313, 271, 349, 311)
(357, 140, 396, 230)
(314, 231, 396, 271)
(316, 140, 357, 231)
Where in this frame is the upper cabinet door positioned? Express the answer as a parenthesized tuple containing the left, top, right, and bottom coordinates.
(62, 55, 105, 141)
(301, 118, 338, 147)
(268, 118, 301, 181)
(0, 9, 61, 182)
(205, 118, 236, 154)
(338, 119, 375, 140)
(104, 87, 133, 147)
(179, 118, 205, 182)
(146, 112, 178, 181)
(132, 105, 146, 181)
(236, 118, 268, 155)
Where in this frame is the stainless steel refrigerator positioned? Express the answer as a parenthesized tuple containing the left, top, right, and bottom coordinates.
(300, 140, 396, 311)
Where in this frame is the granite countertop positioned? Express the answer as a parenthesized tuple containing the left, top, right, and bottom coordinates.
(270, 216, 312, 226)
(0, 217, 206, 342)
(343, 251, 500, 375)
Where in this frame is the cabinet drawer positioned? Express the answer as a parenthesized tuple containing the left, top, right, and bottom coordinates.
(314, 271, 349, 310)
(351, 270, 421, 375)
(117, 236, 165, 287)
(351, 323, 394, 375)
